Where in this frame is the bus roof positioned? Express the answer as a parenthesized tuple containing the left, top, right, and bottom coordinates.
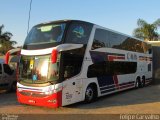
(35, 19, 94, 27)
(34, 19, 148, 44)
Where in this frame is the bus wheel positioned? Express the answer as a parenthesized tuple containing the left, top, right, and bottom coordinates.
(6, 82, 16, 93)
(85, 85, 97, 103)
(142, 77, 145, 87)
(135, 78, 141, 88)
(9, 82, 17, 92)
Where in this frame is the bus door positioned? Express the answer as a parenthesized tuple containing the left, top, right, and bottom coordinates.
(61, 49, 84, 105)
(62, 78, 83, 106)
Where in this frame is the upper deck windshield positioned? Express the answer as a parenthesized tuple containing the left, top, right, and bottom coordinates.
(24, 23, 66, 45)
(23, 21, 93, 50)
(65, 22, 93, 44)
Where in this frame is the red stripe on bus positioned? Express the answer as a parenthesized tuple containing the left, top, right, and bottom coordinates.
(108, 55, 125, 61)
(113, 75, 119, 89)
(119, 84, 134, 89)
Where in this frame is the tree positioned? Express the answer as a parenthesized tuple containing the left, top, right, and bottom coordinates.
(0, 24, 17, 55)
(133, 18, 160, 41)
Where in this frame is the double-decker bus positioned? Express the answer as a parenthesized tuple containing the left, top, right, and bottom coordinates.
(15, 20, 152, 108)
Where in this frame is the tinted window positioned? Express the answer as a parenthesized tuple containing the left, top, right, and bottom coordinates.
(24, 23, 66, 45)
(87, 61, 137, 78)
(91, 28, 150, 53)
(65, 22, 93, 44)
(92, 29, 109, 50)
(107, 31, 142, 52)
(106, 31, 150, 53)
(0, 64, 2, 74)
(62, 47, 85, 79)
(108, 31, 128, 49)
(3, 64, 13, 75)
(125, 38, 144, 53)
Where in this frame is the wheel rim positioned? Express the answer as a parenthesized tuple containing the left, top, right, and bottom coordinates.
(86, 87, 94, 101)
(136, 81, 139, 88)
(142, 79, 145, 87)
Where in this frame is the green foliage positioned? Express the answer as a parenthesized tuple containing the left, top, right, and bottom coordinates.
(133, 19, 160, 41)
(0, 24, 17, 55)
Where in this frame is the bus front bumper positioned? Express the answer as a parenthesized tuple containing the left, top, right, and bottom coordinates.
(17, 90, 62, 108)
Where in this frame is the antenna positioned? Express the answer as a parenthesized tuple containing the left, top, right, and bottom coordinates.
(27, 0, 33, 34)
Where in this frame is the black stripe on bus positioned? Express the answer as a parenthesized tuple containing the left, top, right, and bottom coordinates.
(119, 81, 135, 86)
(101, 88, 116, 94)
(100, 84, 115, 91)
(100, 81, 135, 94)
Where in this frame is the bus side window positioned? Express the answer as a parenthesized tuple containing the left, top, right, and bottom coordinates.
(62, 48, 84, 80)
(87, 61, 137, 78)
(92, 29, 108, 50)
(64, 66, 74, 79)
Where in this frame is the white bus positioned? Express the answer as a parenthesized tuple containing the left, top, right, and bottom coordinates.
(15, 20, 152, 108)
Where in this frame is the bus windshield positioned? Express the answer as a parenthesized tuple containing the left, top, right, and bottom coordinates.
(25, 23, 66, 45)
(19, 55, 59, 84)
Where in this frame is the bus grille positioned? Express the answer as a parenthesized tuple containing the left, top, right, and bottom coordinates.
(19, 91, 48, 98)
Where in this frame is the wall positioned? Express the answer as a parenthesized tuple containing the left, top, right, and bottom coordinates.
(152, 46, 160, 84)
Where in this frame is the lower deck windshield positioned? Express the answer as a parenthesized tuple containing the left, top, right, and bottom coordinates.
(19, 55, 59, 84)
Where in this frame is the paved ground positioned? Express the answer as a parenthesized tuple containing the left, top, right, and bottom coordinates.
(0, 84, 160, 115)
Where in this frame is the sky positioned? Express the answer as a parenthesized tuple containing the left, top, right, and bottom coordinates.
(0, 0, 160, 46)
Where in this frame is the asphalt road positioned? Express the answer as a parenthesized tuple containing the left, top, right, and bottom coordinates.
(0, 85, 160, 120)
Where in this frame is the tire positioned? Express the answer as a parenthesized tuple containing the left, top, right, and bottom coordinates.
(85, 85, 97, 103)
(141, 77, 145, 87)
(11, 82, 17, 91)
(7, 82, 17, 92)
(135, 78, 141, 88)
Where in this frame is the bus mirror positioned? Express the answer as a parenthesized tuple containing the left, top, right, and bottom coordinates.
(5, 48, 21, 64)
(5, 51, 10, 64)
(51, 49, 58, 64)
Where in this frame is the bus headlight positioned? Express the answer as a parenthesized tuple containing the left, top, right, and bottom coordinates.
(44, 91, 54, 95)
(54, 86, 62, 93)
(17, 87, 23, 92)
(44, 86, 62, 95)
